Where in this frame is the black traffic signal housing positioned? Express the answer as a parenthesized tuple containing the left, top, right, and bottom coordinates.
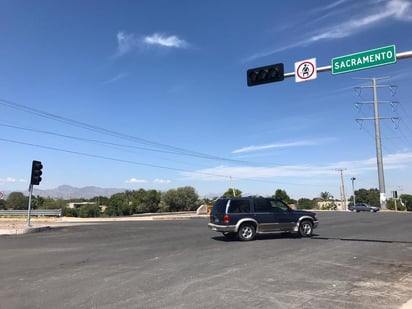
(30, 160, 43, 186)
(247, 63, 284, 86)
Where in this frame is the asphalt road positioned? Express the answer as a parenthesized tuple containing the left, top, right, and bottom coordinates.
(1, 212, 411, 309)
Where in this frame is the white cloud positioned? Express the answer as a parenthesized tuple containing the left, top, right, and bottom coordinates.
(125, 178, 147, 184)
(103, 72, 128, 85)
(389, 0, 412, 21)
(379, 152, 412, 165)
(125, 178, 171, 185)
(143, 33, 188, 48)
(0, 177, 26, 184)
(309, 1, 403, 42)
(232, 139, 330, 154)
(115, 31, 139, 57)
(153, 178, 171, 184)
(246, 0, 412, 61)
(113, 31, 188, 57)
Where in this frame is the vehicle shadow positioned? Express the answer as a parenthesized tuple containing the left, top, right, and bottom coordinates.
(212, 232, 307, 242)
(212, 233, 412, 244)
(312, 236, 412, 244)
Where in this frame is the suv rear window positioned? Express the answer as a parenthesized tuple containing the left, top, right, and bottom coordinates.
(212, 199, 229, 214)
(228, 199, 250, 213)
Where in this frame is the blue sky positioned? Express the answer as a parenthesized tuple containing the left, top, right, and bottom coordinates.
(1, 0, 412, 200)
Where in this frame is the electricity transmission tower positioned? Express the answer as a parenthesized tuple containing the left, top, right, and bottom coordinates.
(354, 77, 399, 209)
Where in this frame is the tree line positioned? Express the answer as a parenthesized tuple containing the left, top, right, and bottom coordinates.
(221, 188, 412, 211)
(1, 187, 411, 217)
(1, 186, 202, 217)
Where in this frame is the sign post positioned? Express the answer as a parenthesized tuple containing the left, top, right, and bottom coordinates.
(332, 45, 396, 75)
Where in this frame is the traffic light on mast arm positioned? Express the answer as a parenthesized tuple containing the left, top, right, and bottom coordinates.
(247, 63, 284, 86)
(30, 160, 43, 186)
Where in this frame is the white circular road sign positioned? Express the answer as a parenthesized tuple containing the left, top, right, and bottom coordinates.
(295, 58, 317, 83)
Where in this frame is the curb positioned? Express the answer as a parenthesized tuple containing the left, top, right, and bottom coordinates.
(0, 214, 209, 236)
(0, 225, 51, 236)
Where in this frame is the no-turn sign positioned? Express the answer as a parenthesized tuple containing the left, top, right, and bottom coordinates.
(295, 58, 317, 83)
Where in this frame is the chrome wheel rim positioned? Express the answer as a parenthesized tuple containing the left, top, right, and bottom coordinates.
(301, 223, 312, 235)
(241, 226, 253, 239)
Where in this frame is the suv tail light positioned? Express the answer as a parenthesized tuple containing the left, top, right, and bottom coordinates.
(223, 214, 230, 224)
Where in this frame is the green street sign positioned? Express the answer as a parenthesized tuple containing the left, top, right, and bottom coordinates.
(332, 45, 396, 75)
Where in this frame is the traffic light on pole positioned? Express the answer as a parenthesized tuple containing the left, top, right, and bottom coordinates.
(30, 160, 43, 186)
(247, 63, 284, 86)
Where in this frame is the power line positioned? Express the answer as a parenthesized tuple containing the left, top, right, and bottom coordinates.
(0, 121, 252, 166)
(0, 137, 228, 178)
(0, 98, 249, 165)
(0, 137, 325, 188)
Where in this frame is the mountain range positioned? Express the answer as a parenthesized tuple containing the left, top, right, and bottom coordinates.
(31, 185, 125, 200)
(2, 185, 218, 200)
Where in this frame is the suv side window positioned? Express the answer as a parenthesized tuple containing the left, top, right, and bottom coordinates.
(254, 198, 272, 212)
(268, 199, 289, 213)
(228, 199, 250, 213)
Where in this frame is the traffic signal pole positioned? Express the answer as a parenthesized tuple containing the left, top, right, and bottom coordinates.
(247, 49, 411, 208)
(283, 50, 412, 78)
(27, 184, 34, 226)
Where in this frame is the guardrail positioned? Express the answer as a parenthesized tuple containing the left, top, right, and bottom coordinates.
(0, 209, 62, 217)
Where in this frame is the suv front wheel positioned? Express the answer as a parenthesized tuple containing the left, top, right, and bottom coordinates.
(238, 223, 256, 241)
(298, 220, 313, 237)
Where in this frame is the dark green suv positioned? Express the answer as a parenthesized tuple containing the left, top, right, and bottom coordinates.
(208, 196, 318, 241)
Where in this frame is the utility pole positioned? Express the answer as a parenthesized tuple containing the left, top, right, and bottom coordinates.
(336, 168, 347, 211)
(230, 176, 236, 197)
(350, 177, 356, 207)
(354, 77, 399, 209)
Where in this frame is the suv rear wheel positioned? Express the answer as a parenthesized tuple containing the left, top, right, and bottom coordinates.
(238, 223, 256, 241)
(298, 220, 313, 237)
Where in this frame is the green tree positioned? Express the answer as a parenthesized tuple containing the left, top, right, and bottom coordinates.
(138, 189, 161, 213)
(40, 197, 67, 209)
(105, 192, 129, 216)
(355, 188, 380, 207)
(31, 195, 44, 209)
(160, 186, 199, 212)
(386, 199, 406, 211)
(273, 189, 295, 204)
(297, 198, 314, 209)
(320, 192, 332, 201)
(90, 196, 109, 206)
(78, 204, 101, 217)
(222, 188, 242, 198)
(128, 189, 159, 214)
(62, 207, 78, 217)
(6, 192, 28, 210)
(400, 194, 412, 211)
(319, 192, 335, 210)
(0, 198, 6, 210)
